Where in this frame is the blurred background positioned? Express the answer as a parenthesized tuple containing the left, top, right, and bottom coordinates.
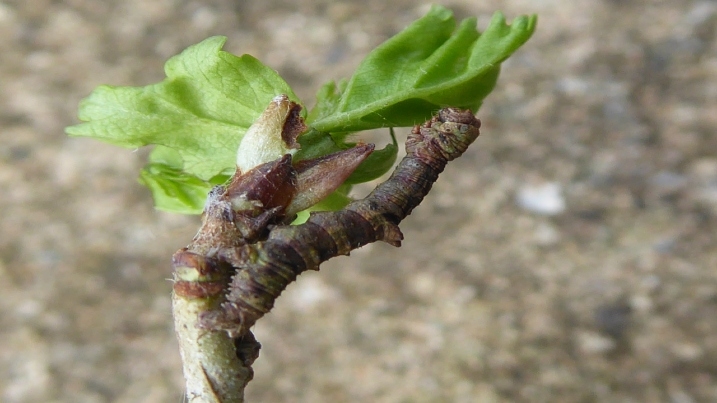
(1, 0, 716, 401)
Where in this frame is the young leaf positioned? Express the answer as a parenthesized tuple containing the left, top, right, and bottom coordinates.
(139, 164, 214, 214)
(66, 7, 536, 216)
(293, 128, 344, 162)
(344, 129, 398, 185)
(307, 6, 537, 134)
(291, 183, 353, 225)
(139, 146, 229, 214)
(66, 36, 301, 181)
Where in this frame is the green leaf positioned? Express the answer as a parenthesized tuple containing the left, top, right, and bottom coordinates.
(66, 7, 536, 216)
(66, 36, 301, 181)
(307, 6, 537, 134)
(344, 129, 398, 185)
(138, 146, 229, 214)
(139, 165, 210, 214)
(291, 183, 353, 225)
(293, 128, 345, 162)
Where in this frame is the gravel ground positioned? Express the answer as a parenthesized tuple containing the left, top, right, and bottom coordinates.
(1, 0, 716, 402)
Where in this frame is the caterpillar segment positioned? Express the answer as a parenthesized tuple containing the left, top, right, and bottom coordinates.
(193, 107, 481, 337)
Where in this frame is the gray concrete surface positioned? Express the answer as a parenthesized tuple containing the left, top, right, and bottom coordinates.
(1, 0, 715, 402)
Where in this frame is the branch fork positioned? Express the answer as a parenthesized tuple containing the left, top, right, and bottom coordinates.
(172, 95, 481, 402)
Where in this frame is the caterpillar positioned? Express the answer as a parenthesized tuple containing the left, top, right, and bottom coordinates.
(179, 108, 482, 338)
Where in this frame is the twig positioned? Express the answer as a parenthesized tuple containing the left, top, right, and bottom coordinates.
(171, 107, 481, 402)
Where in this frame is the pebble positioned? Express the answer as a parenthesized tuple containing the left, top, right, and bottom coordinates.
(594, 303, 632, 339)
(577, 331, 616, 354)
(516, 182, 566, 215)
(670, 342, 703, 362)
(650, 171, 687, 196)
(688, 158, 717, 208)
(533, 222, 561, 246)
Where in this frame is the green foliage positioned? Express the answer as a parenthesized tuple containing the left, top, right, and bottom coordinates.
(66, 6, 536, 215)
(66, 37, 301, 182)
(344, 129, 398, 185)
(138, 146, 229, 214)
(306, 7, 537, 134)
(292, 183, 353, 225)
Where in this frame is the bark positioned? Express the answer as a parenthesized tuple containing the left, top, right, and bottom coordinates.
(172, 107, 481, 402)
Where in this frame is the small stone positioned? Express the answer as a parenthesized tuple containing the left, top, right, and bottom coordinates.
(630, 294, 653, 312)
(516, 182, 566, 215)
(670, 342, 703, 362)
(650, 171, 687, 195)
(409, 272, 436, 299)
(669, 389, 697, 403)
(677, 1, 717, 38)
(688, 158, 717, 208)
(594, 303, 632, 338)
(577, 331, 616, 354)
(534, 222, 561, 246)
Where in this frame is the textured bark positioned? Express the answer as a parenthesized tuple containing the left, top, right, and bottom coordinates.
(199, 108, 481, 337)
(172, 107, 481, 401)
(172, 251, 258, 403)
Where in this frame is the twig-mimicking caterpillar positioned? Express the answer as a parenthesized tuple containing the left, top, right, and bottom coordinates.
(188, 108, 481, 338)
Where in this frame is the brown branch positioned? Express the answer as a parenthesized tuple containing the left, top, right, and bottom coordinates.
(171, 107, 481, 402)
(200, 108, 480, 335)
